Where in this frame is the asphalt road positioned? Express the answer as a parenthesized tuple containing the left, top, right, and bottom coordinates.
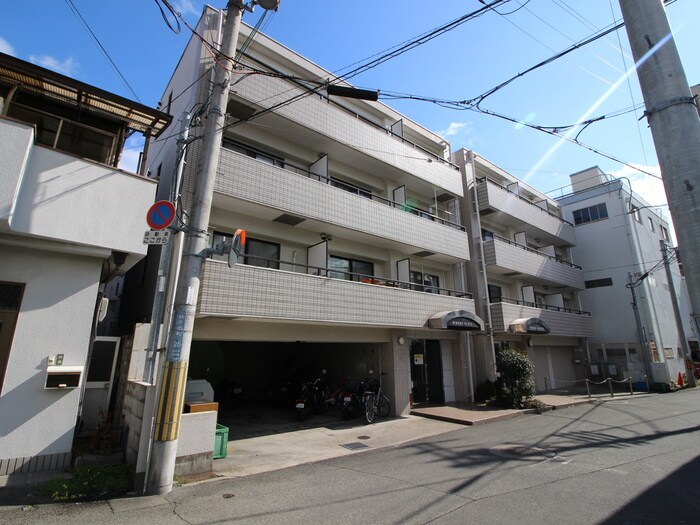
(4, 389, 700, 524)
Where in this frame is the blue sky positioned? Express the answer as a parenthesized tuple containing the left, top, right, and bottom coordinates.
(2, 0, 698, 210)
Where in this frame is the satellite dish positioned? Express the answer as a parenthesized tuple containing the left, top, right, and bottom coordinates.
(257, 0, 280, 10)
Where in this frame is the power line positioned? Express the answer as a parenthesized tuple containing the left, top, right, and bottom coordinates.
(64, 0, 142, 102)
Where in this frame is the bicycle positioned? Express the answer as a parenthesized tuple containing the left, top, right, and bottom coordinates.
(363, 372, 390, 424)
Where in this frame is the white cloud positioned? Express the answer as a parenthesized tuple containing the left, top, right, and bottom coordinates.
(609, 164, 665, 208)
(29, 54, 78, 76)
(173, 0, 200, 17)
(610, 164, 677, 243)
(0, 36, 15, 56)
(438, 122, 468, 137)
(118, 148, 142, 174)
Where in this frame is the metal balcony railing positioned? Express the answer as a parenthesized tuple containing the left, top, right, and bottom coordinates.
(478, 176, 573, 227)
(221, 144, 466, 231)
(226, 253, 473, 299)
(488, 234, 582, 269)
(495, 296, 590, 316)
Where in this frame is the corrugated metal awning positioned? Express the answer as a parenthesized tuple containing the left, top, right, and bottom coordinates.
(508, 317, 550, 334)
(427, 310, 485, 331)
(0, 52, 171, 137)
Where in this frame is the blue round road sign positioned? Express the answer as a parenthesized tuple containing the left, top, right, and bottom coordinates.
(147, 200, 176, 230)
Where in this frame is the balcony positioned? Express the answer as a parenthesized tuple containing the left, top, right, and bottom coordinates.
(483, 236, 584, 289)
(230, 72, 464, 196)
(490, 299, 594, 338)
(215, 148, 470, 261)
(476, 178, 576, 246)
(198, 260, 476, 328)
(0, 118, 156, 259)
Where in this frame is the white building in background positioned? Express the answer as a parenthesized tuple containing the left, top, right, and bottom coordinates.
(0, 52, 169, 479)
(454, 150, 593, 393)
(557, 167, 688, 387)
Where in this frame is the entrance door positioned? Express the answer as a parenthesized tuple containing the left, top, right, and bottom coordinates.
(410, 340, 444, 404)
(81, 336, 120, 434)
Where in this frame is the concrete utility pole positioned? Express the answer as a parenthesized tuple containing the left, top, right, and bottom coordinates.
(146, 1, 244, 496)
(618, 0, 700, 362)
(660, 240, 695, 387)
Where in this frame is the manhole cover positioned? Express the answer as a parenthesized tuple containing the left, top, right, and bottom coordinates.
(490, 444, 556, 461)
(357, 435, 371, 440)
(340, 442, 370, 450)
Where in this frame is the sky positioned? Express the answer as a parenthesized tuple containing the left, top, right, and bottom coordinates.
(1, 0, 699, 220)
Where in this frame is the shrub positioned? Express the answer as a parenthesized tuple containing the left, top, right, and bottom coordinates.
(495, 347, 535, 409)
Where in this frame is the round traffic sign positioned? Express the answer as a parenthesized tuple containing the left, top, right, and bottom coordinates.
(147, 200, 176, 231)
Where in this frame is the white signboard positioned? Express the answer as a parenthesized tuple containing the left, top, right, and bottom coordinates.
(143, 230, 171, 245)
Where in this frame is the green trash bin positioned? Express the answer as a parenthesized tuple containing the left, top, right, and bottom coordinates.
(214, 424, 229, 459)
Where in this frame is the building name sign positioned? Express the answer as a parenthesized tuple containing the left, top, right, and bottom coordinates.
(446, 317, 482, 330)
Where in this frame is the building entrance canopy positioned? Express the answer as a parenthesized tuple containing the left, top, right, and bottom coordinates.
(427, 310, 484, 331)
(508, 317, 550, 334)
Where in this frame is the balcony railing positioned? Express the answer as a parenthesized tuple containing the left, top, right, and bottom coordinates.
(240, 54, 460, 171)
(215, 148, 471, 261)
(477, 176, 573, 226)
(220, 253, 472, 298)
(223, 143, 465, 230)
(488, 234, 581, 269)
(489, 299, 594, 337)
(198, 260, 477, 328)
(497, 297, 589, 316)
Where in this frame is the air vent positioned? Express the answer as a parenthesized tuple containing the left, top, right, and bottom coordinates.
(273, 214, 305, 226)
(413, 250, 435, 257)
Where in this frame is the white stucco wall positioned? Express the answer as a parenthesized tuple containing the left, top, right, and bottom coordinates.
(0, 245, 101, 459)
(0, 118, 33, 227)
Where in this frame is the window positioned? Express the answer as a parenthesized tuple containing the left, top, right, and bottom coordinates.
(410, 271, 440, 293)
(660, 225, 670, 241)
(222, 139, 284, 168)
(242, 238, 280, 269)
(329, 256, 373, 281)
(481, 229, 494, 241)
(572, 203, 608, 225)
(488, 284, 502, 302)
(647, 217, 655, 232)
(330, 177, 372, 199)
(632, 207, 642, 223)
(0, 283, 24, 394)
(584, 277, 613, 289)
(209, 231, 233, 262)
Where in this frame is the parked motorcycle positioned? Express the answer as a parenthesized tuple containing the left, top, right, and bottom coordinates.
(296, 371, 332, 421)
(340, 377, 375, 423)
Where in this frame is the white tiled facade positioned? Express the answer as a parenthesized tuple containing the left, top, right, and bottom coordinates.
(454, 149, 590, 393)
(149, 7, 484, 419)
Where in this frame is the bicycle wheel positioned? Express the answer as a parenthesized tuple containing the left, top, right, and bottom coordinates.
(364, 394, 376, 424)
(377, 394, 390, 417)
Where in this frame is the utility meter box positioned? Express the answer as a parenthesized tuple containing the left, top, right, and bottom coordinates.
(185, 379, 214, 402)
(45, 365, 84, 389)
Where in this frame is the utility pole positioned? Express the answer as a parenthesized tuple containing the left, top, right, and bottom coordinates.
(660, 240, 695, 387)
(618, 0, 700, 371)
(627, 273, 652, 386)
(146, 0, 277, 496)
